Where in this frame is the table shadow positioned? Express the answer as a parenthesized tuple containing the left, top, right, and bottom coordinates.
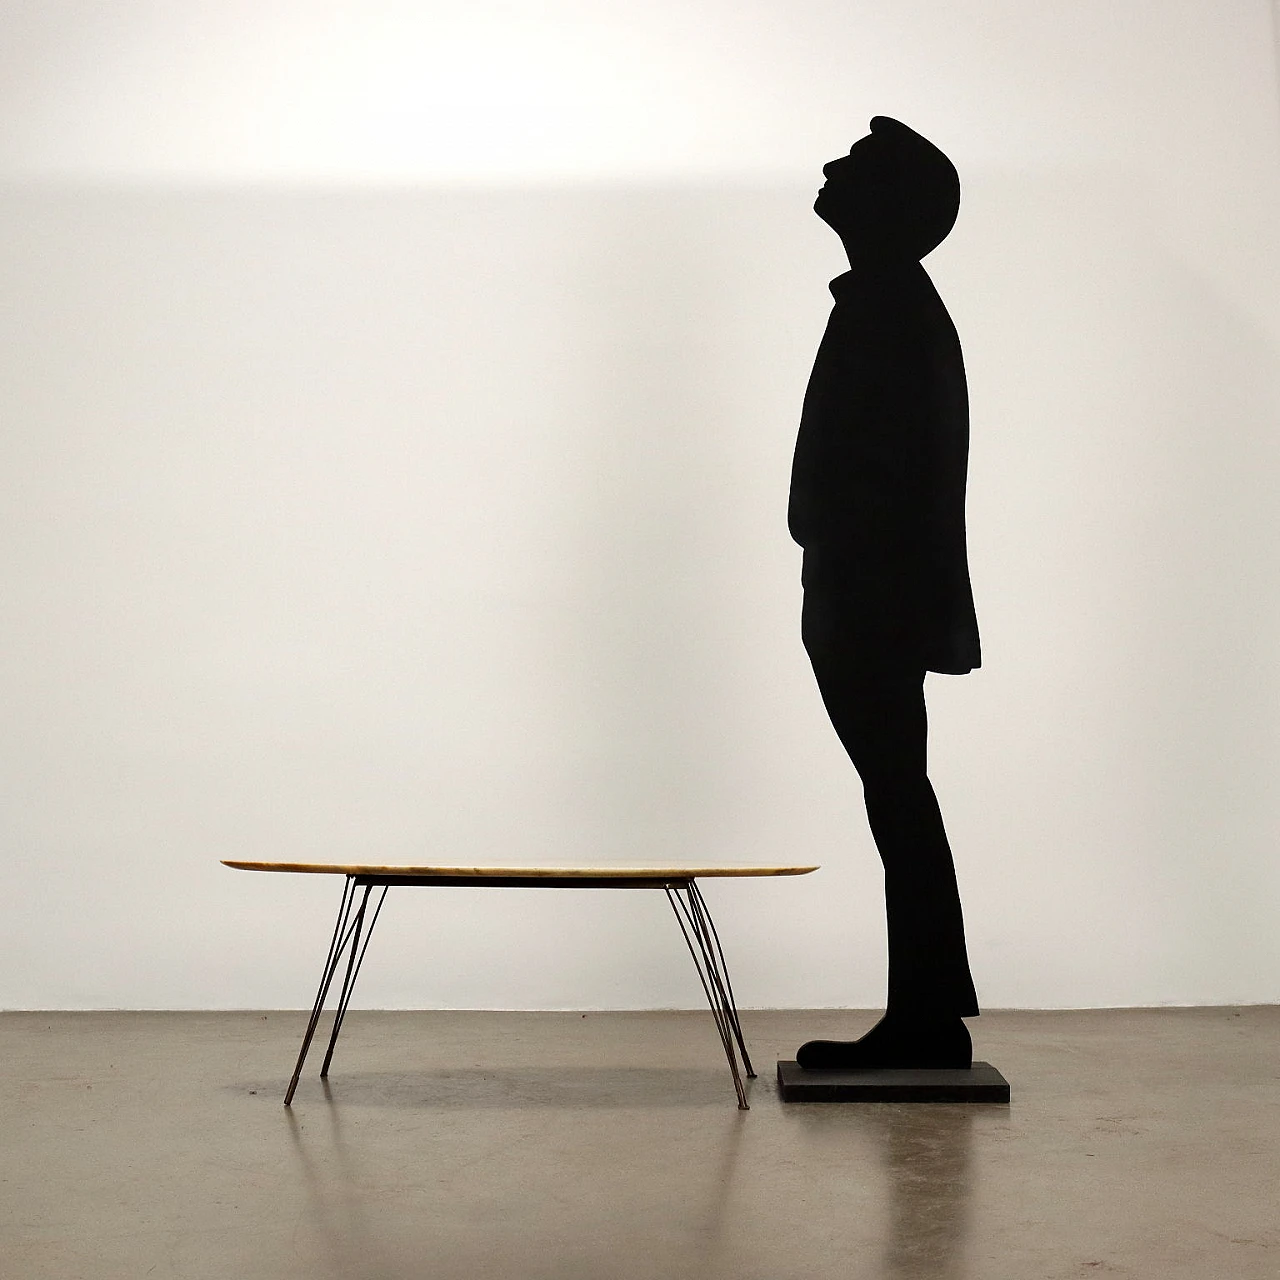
(228, 1063, 745, 1110)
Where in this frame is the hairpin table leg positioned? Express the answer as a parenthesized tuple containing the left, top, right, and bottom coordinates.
(320, 885, 387, 1077)
(283, 878, 387, 1105)
(666, 880, 752, 1109)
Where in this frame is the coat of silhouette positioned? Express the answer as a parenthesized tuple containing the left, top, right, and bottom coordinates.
(790, 117, 980, 1070)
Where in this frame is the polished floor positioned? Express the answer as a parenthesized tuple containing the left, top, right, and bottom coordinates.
(3, 1007, 1278, 1279)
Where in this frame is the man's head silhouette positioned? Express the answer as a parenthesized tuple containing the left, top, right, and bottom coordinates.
(815, 116, 960, 262)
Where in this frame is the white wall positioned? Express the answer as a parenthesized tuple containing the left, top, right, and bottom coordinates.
(2, 1, 1279, 1010)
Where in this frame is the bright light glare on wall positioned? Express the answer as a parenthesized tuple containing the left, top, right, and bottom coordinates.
(0, 1, 921, 182)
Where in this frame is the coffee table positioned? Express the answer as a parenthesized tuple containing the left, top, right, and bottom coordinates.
(223, 860, 818, 1109)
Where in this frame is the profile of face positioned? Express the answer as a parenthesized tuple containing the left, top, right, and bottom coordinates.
(815, 117, 960, 262)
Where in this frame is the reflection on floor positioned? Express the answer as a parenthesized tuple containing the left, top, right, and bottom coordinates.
(4, 1007, 1278, 1279)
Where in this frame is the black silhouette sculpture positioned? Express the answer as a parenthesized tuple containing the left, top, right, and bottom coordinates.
(790, 117, 980, 1070)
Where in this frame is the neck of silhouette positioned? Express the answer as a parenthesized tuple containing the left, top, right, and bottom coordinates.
(836, 235, 918, 275)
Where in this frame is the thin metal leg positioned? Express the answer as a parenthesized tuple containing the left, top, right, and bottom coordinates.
(666, 882, 750, 1109)
(284, 877, 358, 1106)
(670, 884, 747, 1108)
(320, 885, 388, 1076)
(682, 883, 754, 1082)
(689, 880, 755, 1078)
(675, 888, 738, 1060)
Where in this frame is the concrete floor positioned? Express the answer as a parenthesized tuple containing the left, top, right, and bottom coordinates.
(3, 1008, 1279, 1279)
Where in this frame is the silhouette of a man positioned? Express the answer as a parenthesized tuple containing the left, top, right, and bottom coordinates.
(789, 117, 980, 1069)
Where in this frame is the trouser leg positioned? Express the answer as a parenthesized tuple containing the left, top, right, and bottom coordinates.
(803, 600, 978, 1019)
(867, 765, 978, 1018)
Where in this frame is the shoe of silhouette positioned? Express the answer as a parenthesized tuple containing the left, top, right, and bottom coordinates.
(796, 1014, 973, 1070)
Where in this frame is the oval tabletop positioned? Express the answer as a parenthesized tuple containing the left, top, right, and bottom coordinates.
(222, 860, 818, 879)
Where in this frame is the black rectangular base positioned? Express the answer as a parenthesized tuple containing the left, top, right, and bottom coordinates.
(777, 1059, 1010, 1104)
